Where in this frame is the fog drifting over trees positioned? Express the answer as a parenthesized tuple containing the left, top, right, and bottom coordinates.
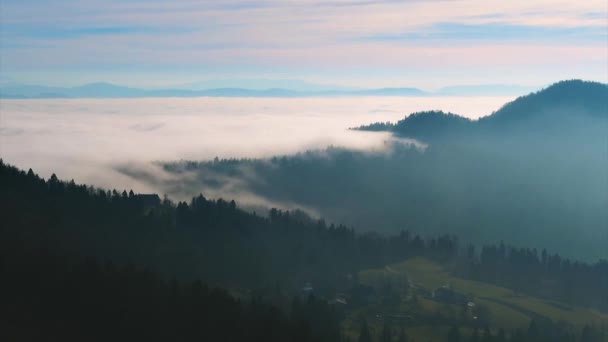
(0, 96, 510, 193)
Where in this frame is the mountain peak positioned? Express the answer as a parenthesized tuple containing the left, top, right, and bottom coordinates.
(355, 79, 607, 142)
(485, 79, 608, 123)
(388, 111, 472, 140)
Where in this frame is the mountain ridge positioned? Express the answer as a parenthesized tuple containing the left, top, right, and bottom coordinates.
(0, 81, 543, 99)
(0, 82, 428, 98)
(355, 79, 608, 141)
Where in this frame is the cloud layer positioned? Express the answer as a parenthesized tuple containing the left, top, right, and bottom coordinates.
(0, 95, 511, 194)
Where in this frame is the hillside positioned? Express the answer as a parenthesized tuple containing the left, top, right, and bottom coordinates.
(350, 257, 608, 342)
(389, 110, 473, 141)
(356, 80, 608, 142)
(483, 80, 608, 124)
(2, 161, 607, 341)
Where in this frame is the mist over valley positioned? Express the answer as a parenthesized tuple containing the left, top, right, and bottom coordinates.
(2, 0, 608, 339)
(0, 95, 510, 193)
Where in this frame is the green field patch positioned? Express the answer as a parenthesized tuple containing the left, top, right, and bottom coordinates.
(358, 257, 608, 332)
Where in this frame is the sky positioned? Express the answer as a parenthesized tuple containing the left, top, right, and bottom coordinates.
(1, 0, 607, 89)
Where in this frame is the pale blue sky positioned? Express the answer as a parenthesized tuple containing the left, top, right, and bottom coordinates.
(1, 0, 606, 89)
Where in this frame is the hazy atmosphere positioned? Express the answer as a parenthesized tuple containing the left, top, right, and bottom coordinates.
(1, 1, 607, 341)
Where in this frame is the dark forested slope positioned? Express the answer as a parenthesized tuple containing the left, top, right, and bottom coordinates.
(155, 80, 607, 260)
(2, 160, 608, 341)
(356, 80, 607, 142)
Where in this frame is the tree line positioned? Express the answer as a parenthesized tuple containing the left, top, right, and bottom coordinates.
(454, 242, 608, 313)
(0, 250, 344, 342)
(1, 160, 607, 341)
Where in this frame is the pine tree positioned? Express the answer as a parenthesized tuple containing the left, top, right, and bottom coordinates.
(481, 327, 493, 342)
(495, 329, 506, 342)
(580, 325, 595, 342)
(397, 328, 409, 342)
(469, 328, 480, 342)
(358, 320, 373, 342)
(381, 322, 392, 342)
(447, 326, 461, 342)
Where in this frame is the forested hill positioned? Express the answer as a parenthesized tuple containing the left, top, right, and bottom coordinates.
(354, 80, 608, 142)
(2, 160, 608, 340)
(2, 252, 343, 342)
(0, 159, 453, 289)
(2, 160, 608, 311)
(316, 80, 607, 261)
(482, 79, 608, 124)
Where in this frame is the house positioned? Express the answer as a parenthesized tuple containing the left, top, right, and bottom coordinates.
(301, 282, 314, 294)
(432, 285, 469, 305)
(329, 298, 348, 305)
(329, 293, 348, 305)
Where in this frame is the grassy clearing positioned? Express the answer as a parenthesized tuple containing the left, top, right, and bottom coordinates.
(357, 257, 608, 333)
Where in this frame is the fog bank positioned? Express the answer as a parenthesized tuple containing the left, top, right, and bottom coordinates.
(0, 96, 512, 195)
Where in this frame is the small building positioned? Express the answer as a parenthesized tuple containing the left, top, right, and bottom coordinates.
(432, 285, 469, 305)
(301, 282, 314, 293)
(329, 293, 348, 305)
(329, 298, 348, 305)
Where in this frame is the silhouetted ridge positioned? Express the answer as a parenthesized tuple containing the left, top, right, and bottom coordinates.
(391, 110, 473, 140)
(481, 79, 608, 125)
(356, 80, 607, 141)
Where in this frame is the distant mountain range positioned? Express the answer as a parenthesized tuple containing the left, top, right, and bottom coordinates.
(436, 84, 538, 96)
(174, 78, 360, 92)
(0, 81, 539, 99)
(355, 80, 608, 141)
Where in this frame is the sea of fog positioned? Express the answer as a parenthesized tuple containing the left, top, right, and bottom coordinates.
(0, 96, 514, 195)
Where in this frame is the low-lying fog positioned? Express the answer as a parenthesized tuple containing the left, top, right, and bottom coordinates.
(0, 96, 513, 194)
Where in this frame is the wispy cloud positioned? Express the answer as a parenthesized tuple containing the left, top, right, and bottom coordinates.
(1, 0, 606, 86)
(2, 25, 193, 40)
(360, 23, 607, 45)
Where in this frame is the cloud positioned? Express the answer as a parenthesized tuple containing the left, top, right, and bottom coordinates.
(360, 23, 607, 44)
(0, 95, 510, 194)
(0, 127, 25, 136)
(114, 161, 322, 215)
(1, 0, 606, 86)
(130, 122, 166, 132)
(369, 109, 397, 114)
